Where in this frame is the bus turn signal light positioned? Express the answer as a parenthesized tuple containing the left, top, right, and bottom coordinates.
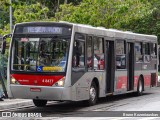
(54, 77, 65, 87)
(10, 76, 20, 84)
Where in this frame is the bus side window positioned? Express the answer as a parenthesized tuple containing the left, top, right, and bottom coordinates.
(94, 37, 104, 70)
(72, 33, 85, 68)
(87, 36, 93, 70)
(116, 40, 126, 69)
(144, 43, 150, 62)
(150, 43, 157, 59)
(135, 42, 143, 62)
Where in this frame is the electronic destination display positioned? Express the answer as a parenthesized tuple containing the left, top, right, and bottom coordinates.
(26, 27, 62, 34)
(15, 26, 72, 35)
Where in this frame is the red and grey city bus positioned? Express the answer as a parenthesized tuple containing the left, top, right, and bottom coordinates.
(2, 22, 158, 107)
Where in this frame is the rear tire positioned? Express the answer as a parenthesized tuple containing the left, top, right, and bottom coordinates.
(137, 77, 143, 96)
(33, 99, 47, 107)
(87, 81, 98, 106)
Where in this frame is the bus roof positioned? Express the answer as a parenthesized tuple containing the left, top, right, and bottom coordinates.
(15, 21, 73, 27)
(73, 23, 157, 42)
(14, 21, 157, 42)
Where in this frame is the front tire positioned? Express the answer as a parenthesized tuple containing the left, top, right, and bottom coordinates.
(87, 81, 98, 106)
(137, 77, 143, 96)
(33, 99, 47, 107)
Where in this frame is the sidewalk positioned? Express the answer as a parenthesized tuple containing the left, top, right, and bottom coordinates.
(0, 99, 33, 111)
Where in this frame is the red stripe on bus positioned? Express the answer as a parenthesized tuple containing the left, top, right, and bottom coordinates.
(116, 76, 127, 89)
(134, 76, 139, 88)
(11, 74, 64, 86)
(134, 75, 152, 87)
(143, 75, 151, 86)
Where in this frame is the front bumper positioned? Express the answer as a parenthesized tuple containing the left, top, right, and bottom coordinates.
(9, 85, 72, 101)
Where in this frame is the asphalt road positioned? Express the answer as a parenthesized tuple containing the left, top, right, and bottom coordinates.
(2, 87, 160, 119)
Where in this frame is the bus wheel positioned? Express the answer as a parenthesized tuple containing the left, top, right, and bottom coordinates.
(87, 81, 98, 106)
(33, 99, 47, 107)
(137, 77, 143, 96)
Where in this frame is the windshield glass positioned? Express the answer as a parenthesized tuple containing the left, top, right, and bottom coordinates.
(12, 37, 70, 72)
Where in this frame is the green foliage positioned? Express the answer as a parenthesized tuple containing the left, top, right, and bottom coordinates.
(121, 0, 160, 43)
(0, 24, 10, 35)
(55, 0, 160, 42)
(0, 1, 52, 35)
(56, 0, 152, 28)
(0, 0, 10, 29)
(0, 0, 82, 36)
(13, 2, 49, 23)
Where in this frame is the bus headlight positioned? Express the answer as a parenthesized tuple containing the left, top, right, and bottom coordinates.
(10, 76, 20, 84)
(55, 77, 65, 87)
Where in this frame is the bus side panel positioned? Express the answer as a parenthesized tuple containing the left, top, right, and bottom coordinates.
(134, 63, 142, 91)
(141, 57, 157, 89)
(149, 58, 157, 87)
(134, 61, 157, 91)
(95, 71, 106, 98)
(114, 71, 127, 93)
(70, 71, 105, 101)
(141, 63, 151, 88)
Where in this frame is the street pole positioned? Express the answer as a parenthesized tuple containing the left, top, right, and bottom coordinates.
(10, 0, 12, 33)
(64, 0, 67, 4)
(57, 0, 59, 12)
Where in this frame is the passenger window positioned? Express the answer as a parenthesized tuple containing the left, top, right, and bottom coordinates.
(87, 36, 93, 70)
(150, 43, 157, 59)
(144, 43, 150, 62)
(72, 33, 85, 68)
(144, 43, 150, 55)
(135, 42, 143, 62)
(116, 40, 126, 69)
(94, 37, 104, 70)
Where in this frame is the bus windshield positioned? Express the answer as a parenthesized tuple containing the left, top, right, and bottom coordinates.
(11, 37, 70, 72)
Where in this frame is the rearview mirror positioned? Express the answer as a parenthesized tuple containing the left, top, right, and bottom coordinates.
(1, 41, 6, 55)
(1, 34, 12, 54)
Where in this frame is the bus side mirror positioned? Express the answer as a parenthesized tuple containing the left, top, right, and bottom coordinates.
(1, 34, 12, 54)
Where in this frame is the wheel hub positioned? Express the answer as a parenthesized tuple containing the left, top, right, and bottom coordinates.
(90, 87, 96, 101)
(139, 81, 142, 92)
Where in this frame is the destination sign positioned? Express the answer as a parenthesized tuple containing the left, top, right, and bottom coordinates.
(26, 27, 62, 34)
(15, 26, 72, 35)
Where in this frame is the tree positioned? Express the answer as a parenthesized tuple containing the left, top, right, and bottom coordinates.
(55, 0, 160, 42)
(56, 0, 152, 28)
(13, 2, 49, 23)
(0, 1, 52, 35)
(0, 0, 82, 35)
(121, 0, 160, 43)
(0, 0, 9, 30)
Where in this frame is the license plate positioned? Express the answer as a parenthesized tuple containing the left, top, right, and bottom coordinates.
(30, 88, 41, 92)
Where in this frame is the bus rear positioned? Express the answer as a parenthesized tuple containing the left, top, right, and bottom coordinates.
(8, 22, 73, 106)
